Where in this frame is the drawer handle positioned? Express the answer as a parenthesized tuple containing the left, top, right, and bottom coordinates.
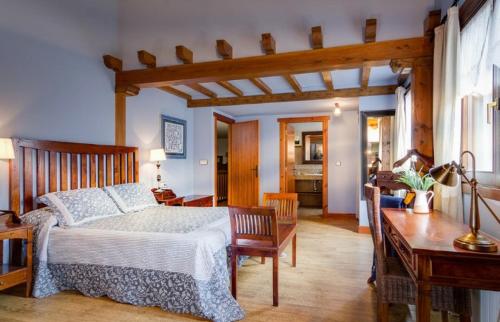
(0, 281, 4, 286)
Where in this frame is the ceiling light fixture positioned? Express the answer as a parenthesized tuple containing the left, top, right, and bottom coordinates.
(333, 103, 342, 117)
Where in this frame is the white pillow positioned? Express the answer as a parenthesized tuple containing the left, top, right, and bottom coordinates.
(37, 188, 123, 226)
(104, 183, 159, 213)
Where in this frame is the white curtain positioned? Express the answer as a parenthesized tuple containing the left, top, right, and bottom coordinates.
(392, 86, 408, 167)
(433, 7, 463, 221)
(460, 0, 498, 97)
(460, 0, 498, 172)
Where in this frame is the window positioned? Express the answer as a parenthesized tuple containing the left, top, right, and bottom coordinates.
(404, 88, 412, 154)
(459, 0, 499, 187)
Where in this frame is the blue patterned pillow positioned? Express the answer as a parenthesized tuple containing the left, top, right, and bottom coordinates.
(104, 183, 159, 213)
(37, 188, 123, 226)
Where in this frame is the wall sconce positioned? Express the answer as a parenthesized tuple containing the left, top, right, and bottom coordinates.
(149, 148, 166, 192)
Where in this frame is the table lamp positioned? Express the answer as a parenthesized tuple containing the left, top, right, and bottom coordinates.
(429, 151, 499, 253)
(150, 148, 166, 192)
(0, 138, 19, 223)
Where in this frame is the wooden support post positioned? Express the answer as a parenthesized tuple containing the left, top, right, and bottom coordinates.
(411, 58, 433, 158)
(115, 93, 126, 146)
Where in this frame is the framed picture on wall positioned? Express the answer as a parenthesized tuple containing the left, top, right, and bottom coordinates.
(161, 115, 187, 159)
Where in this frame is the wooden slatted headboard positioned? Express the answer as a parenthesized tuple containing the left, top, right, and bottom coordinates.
(9, 138, 140, 217)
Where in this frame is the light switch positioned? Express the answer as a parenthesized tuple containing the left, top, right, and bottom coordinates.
(336, 161, 342, 166)
(199, 160, 208, 165)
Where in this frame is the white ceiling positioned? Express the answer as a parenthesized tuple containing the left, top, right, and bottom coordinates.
(216, 97, 358, 117)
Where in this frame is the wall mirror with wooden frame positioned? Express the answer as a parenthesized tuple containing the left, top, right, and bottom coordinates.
(302, 131, 323, 164)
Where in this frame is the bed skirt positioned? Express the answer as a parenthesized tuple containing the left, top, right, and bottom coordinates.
(33, 248, 245, 322)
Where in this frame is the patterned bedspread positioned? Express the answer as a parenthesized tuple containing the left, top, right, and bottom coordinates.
(23, 206, 245, 322)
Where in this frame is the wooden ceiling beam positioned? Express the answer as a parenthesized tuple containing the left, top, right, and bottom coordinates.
(360, 19, 377, 89)
(216, 38, 268, 95)
(321, 71, 334, 91)
(216, 80, 243, 97)
(310, 26, 334, 91)
(138, 50, 191, 100)
(283, 74, 302, 94)
(176, 45, 216, 98)
(390, 58, 413, 86)
(364, 19, 377, 43)
(188, 85, 397, 107)
(116, 37, 432, 88)
(360, 63, 371, 89)
(137, 50, 156, 68)
(186, 83, 217, 98)
(216, 39, 233, 60)
(214, 39, 244, 96)
(176, 45, 193, 64)
(261, 33, 301, 94)
(311, 26, 323, 49)
(261, 33, 276, 55)
(249, 78, 272, 95)
(103, 55, 122, 72)
(160, 86, 192, 100)
(424, 10, 442, 38)
(390, 58, 413, 74)
(116, 84, 140, 96)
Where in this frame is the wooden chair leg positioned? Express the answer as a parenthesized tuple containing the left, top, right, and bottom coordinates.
(261, 256, 266, 264)
(377, 300, 389, 322)
(272, 254, 279, 307)
(441, 311, 449, 322)
(459, 314, 471, 322)
(292, 234, 297, 267)
(231, 253, 238, 300)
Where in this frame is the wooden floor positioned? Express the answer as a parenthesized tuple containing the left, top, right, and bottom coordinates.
(0, 209, 457, 322)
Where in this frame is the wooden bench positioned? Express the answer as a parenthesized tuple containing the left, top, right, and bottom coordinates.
(228, 206, 297, 306)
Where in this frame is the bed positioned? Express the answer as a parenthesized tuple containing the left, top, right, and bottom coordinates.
(9, 138, 244, 322)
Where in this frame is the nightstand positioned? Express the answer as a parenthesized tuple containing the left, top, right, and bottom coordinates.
(151, 188, 184, 206)
(0, 214, 33, 297)
(183, 195, 214, 207)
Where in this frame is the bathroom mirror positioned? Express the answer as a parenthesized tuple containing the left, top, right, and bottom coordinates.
(302, 131, 323, 164)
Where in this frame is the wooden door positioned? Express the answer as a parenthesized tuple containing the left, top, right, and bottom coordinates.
(229, 120, 259, 206)
(286, 125, 296, 193)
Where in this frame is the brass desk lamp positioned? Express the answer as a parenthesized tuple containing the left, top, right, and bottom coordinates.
(429, 151, 499, 253)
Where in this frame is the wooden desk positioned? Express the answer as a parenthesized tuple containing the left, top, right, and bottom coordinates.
(382, 208, 500, 322)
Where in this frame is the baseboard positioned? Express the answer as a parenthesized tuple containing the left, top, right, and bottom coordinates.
(357, 226, 371, 234)
(326, 213, 356, 218)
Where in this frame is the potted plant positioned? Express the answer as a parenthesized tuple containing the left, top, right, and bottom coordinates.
(394, 168, 436, 214)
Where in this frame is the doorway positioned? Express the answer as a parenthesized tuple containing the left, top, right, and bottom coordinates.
(278, 116, 329, 217)
(214, 113, 260, 207)
(214, 113, 234, 206)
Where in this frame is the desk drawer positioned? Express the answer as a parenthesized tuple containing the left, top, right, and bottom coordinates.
(430, 256, 500, 290)
(384, 223, 415, 271)
(0, 268, 27, 291)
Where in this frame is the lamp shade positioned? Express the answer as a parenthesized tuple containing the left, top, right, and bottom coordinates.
(429, 163, 458, 187)
(150, 148, 166, 162)
(0, 138, 15, 159)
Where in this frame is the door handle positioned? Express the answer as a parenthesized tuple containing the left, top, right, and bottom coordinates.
(251, 165, 258, 178)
